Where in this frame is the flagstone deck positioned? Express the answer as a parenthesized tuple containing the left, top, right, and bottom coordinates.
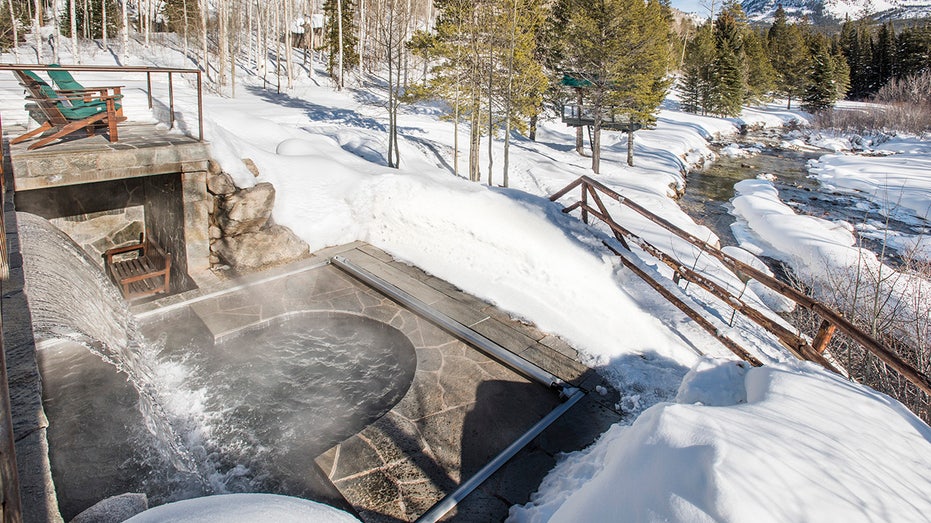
(135, 243, 622, 522)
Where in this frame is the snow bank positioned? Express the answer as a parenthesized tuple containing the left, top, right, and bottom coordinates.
(125, 494, 359, 523)
(510, 358, 931, 523)
(809, 152, 931, 221)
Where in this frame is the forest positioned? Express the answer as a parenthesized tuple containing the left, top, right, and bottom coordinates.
(0, 0, 930, 173)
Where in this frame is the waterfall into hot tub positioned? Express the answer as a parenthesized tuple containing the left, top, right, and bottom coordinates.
(17, 212, 417, 519)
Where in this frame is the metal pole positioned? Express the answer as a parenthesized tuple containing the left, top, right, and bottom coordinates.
(196, 71, 204, 141)
(146, 71, 153, 109)
(168, 72, 175, 129)
(331, 256, 568, 390)
(415, 387, 586, 523)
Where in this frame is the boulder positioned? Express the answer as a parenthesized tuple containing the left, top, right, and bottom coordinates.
(216, 182, 275, 236)
(214, 225, 310, 270)
(207, 171, 238, 196)
(70, 493, 148, 523)
(242, 158, 261, 177)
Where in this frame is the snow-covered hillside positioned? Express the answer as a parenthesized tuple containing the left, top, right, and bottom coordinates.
(718, 0, 931, 21)
(3, 35, 931, 522)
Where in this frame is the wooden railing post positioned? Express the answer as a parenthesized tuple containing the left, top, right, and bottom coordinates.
(549, 175, 931, 397)
(812, 320, 837, 354)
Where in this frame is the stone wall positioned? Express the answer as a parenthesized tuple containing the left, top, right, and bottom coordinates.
(206, 160, 310, 272)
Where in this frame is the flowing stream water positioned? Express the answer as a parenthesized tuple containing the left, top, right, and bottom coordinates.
(18, 212, 417, 519)
(678, 136, 923, 266)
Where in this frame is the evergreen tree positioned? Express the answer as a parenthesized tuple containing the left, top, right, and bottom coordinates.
(876, 21, 897, 89)
(324, 0, 359, 87)
(710, 2, 748, 116)
(841, 18, 875, 98)
(744, 29, 775, 103)
(896, 23, 931, 80)
(803, 33, 837, 112)
(680, 22, 716, 114)
(768, 6, 810, 109)
(831, 41, 851, 100)
(561, 0, 671, 171)
(60, 0, 121, 40)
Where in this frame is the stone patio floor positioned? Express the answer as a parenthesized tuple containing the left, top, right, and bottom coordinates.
(134, 242, 623, 522)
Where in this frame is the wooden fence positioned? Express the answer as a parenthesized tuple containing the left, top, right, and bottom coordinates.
(551, 175, 931, 397)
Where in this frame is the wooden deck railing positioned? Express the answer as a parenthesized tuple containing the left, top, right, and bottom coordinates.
(551, 175, 931, 397)
(0, 63, 204, 142)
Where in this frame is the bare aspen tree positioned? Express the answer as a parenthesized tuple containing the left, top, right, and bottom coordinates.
(502, 0, 516, 187)
(219, 0, 228, 88)
(144, 0, 150, 46)
(52, 0, 61, 63)
(358, 0, 364, 73)
(83, 0, 89, 39)
(200, 0, 210, 80)
(70, 0, 78, 61)
(233, 1, 245, 96)
(33, 0, 42, 62)
(285, 0, 294, 88)
(8, 0, 18, 61)
(102, 0, 108, 50)
(276, 0, 282, 92)
(122, 0, 129, 62)
(336, 0, 344, 89)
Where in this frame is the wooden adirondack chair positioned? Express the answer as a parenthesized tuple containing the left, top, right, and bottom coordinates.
(46, 64, 125, 119)
(9, 69, 126, 150)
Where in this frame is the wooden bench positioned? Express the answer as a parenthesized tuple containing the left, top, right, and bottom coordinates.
(104, 234, 172, 300)
(9, 69, 126, 150)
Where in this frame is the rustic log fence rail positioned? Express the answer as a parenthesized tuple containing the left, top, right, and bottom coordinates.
(550, 175, 931, 398)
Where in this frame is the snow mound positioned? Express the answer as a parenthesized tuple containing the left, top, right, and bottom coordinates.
(276, 137, 329, 156)
(675, 358, 749, 406)
(125, 494, 360, 523)
(510, 359, 931, 523)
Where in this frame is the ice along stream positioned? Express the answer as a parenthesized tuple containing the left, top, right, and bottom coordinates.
(678, 135, 923, 266)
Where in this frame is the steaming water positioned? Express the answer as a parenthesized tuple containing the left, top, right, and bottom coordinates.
(18, 213, 417, 518)
(18, 212, 197, 474)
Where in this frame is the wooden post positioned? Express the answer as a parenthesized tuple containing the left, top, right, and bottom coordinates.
(812, 320, 837, 354)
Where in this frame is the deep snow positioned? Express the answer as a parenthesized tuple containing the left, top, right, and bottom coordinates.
(3, 32, 931, 522)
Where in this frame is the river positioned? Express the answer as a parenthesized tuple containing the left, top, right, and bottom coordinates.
(679, 134, 921, 266)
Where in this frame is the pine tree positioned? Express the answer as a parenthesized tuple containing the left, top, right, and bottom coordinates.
(561, 0, 671, 171)
(767, 6, 809, 109)
(831, 41, 851, 100)
(896, 23, 931, 80)
(744, 29, 775, 103)
(803, 33, 837, 112)
(876, 21, 897, 89)
(680, 22, 715, 114)
(324, 0, 359, 88)
(60, 0, 121, 40)
(710, 2, 747, 116)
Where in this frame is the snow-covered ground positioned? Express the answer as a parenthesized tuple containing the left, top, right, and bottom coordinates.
(4, 34, 931, 522)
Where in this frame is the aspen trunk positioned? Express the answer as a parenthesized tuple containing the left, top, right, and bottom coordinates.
(200, 0, 209, 80)
(53, 0, 60, 63)
(33, 0, 41, 62)
(122, 0, 128, 63)
(336, 0, 343, 89)
(8, 0, 18, 61)
(69, 0, 77, 61)
(102, 0, 107, 50)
